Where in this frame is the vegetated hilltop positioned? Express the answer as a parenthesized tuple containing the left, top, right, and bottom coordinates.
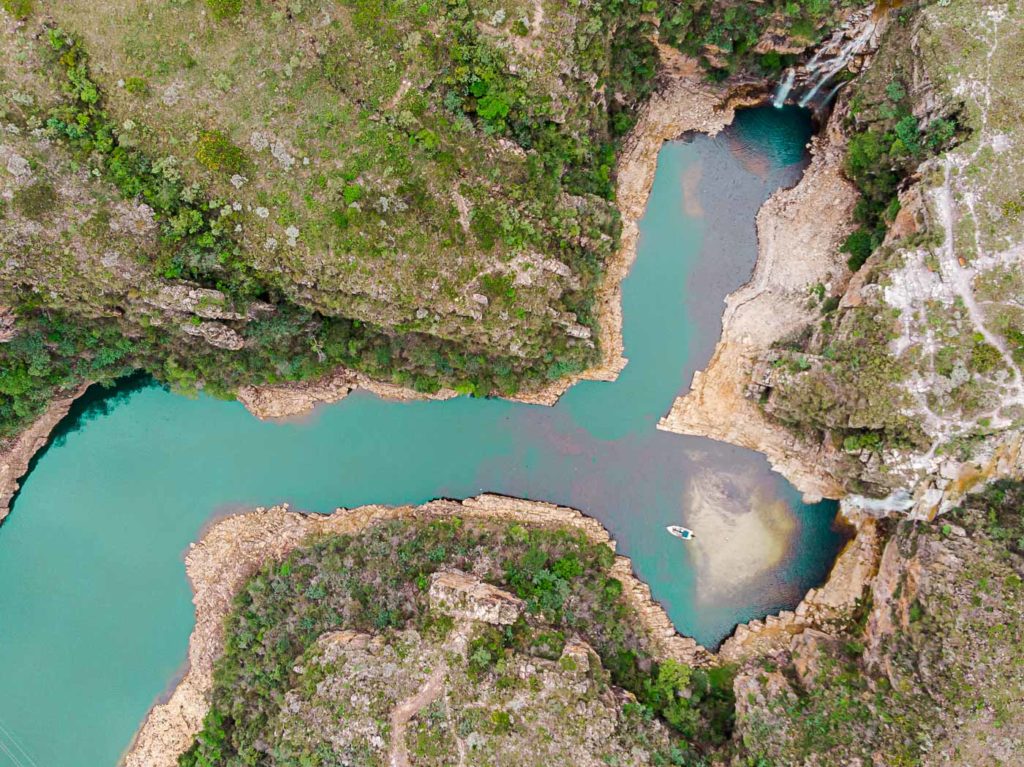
(171, 512, 735, 767)
(0, 0, 850, 442)
(756, 0, 1024, 509)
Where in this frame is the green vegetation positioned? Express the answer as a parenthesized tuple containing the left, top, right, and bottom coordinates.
(180, 517, 734, 765)
(194, 130, 249, 175)
(0, 0, 858, 443)
(765, 303, 928, 468)
(205, 0, 242, 21)
(41, 29, 259, 289)
(175, 478, 1024, 765)
(842, 67, 959, 270)
(12, 181, 56, 220)
(758, 0, 1020, 477)
(2, 1, 688, 442)
(1, 0, 31, 19)
(658, 0, 846, 78)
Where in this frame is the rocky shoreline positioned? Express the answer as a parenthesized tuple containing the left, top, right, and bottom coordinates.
(123, 494, 712, 767)
(657, 123, 859, 503)
(718, 501, 879, 662)
(125, 489, 883, 767)
(0, 384, 88, 522)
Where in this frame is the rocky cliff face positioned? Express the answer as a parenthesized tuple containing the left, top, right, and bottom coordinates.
(664, 0, 1024, 520)
(658, 126, 860, 502)
(728, 483, 1024, 765)
(656, 5, 1024, 759)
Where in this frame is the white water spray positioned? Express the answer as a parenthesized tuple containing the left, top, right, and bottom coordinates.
(772, 68, 796, 108)
(844, 489, 916, 515)
(797, 20, 876, 108)
(821, 80, 847, 107)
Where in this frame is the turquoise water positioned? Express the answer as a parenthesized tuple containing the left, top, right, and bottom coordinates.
(0, 107, 839, 767)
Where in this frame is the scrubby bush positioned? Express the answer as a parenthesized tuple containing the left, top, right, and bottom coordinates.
(1, 0, 32, 20)
(124, 76, 149, 96)
(205, 0, 241, 21)
(841, 228, 875, 271)
(842, 78, 959, 271)
(195, 130, 248, 174)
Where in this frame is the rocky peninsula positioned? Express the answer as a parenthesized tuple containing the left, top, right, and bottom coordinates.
(126, 495, 713, 767)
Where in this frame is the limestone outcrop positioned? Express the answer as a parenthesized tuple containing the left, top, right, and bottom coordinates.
(428, 570, 524, 626)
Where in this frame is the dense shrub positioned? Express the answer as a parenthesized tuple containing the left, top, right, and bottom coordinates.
(1, 0, 32, 19)
(658, 0, 840, 77)
(842, 79, 959, 270)
(194, 130, 248, 174)
(12, 181, 57, 220)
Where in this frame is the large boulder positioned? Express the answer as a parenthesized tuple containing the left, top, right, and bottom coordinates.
(428, 570, 524, 626)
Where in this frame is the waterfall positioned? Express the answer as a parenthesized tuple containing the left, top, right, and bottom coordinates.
(785, 13, 878, 109)
(821, 80, 847, 107)
(798, 63, 842, 107)
(800, 22, 875, 107)
(772, 68, 796, 108)
(844, 489, 916, 515)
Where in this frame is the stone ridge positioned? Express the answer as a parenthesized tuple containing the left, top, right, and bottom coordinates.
(124, 493, 711, 767)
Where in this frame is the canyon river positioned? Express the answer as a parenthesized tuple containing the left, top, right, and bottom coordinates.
(0, 106, 846, 767)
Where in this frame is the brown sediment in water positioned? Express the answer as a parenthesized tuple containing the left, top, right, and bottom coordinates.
(123, 494, 712, 767)
(724, 132, 773, 179)
(718, 503, 881, 663)
(681, 163, 705, 217)
(686, 469, 797, 603)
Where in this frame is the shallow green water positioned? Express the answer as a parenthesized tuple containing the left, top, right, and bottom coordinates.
(0, 107, 841, 767)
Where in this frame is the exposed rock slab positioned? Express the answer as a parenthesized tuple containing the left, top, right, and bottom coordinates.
(428, 570, 524, 626)
(236, 368, 459, 419)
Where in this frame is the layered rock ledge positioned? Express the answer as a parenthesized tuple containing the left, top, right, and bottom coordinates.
(0, 383, 88, 522)
(237, 51, 742, 420)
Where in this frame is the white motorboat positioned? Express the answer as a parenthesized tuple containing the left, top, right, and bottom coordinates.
(666, 525, 695, 541)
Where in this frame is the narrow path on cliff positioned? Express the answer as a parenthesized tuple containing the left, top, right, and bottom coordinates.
(388, 664, 449, 767)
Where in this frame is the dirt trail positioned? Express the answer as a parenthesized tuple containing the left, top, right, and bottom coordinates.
(388, 664, 448, 767)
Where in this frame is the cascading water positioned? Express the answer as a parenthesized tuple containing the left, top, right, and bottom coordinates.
(821, 80, 848, 108)
(772, 68, 796, 109)
(797, 21, 876, 107)
(770, 9, 881, 110)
